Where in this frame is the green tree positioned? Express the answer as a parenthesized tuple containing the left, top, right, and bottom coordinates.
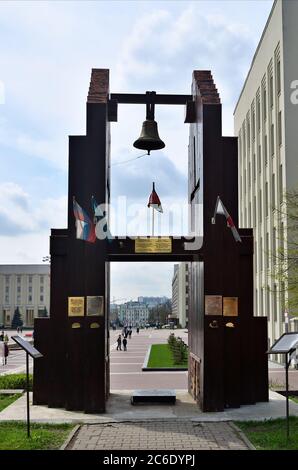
(11, 307, 23, 329)
(271, 189, 298, 316)
(148, 300, 172, 325)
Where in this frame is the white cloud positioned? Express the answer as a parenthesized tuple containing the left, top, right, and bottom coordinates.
(0, 181, 67, 236)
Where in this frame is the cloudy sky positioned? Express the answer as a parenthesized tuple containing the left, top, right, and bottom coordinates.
(0, 0, 273, 300)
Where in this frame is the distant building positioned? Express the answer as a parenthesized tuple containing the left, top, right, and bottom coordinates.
(137, 296, 169, 308)
(109, 303, 119, 323)
(119, 301, 149, 327)
(0, 265, 50, 327)
(171, 263, 189, 328)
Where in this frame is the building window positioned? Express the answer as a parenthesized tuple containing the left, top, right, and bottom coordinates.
(258, 144, 261, 173)
(278, 111, 282, 146)
(40, 276, 44, 284)
(259, 189, 262, 223)
(265, 182, 268, 217)
(253, 153, 256, 181)
(244, 168, 246, 193)
(279, 164, 283, 203)
(272, 173, 276, 209)
(277, 59, 281, 95)
(264, 135, 268, 166)
(253, 196, 256, 227)
(5, 296, 9, 304)
(266, 288, 270, 320)
(40, 286, 44, 293)
(272, 227, 277, 257)
(5, 275, 10, 284)
(271, 123, 274, 156)
(273, 284, 277, 322)
(28, 295, 32, 303)
(247, 117, 250, 150)
(263, 86, 267, 121)
(28, 276, 32, 284)
(17, 286, 21, 294)
(28, 286, 32, 293)
(17, 295, 21, 304)
(266, 233, 269, 269)
(5, 286, 9, 294)
(40, 295, 44, 303)
(248, 161, 251, 188)
(252, 109, 255, 141)
(17, 276, 21, 284)
(260, 237, 263, 272)
(269, 74, 274, 108)
(257, 95, 261, 131)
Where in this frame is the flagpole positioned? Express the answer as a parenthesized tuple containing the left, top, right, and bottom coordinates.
(152, 206, 154, 237)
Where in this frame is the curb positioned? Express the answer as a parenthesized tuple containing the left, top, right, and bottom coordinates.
(229, 422, 256, 450)
(60, 424, 81, 450)
(142, 345, 152, 369)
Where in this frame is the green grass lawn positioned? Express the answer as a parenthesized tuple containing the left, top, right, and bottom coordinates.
(147, 344, 188, 368)
(0, 422, 74, 450)
(290, 396, 298, 404)
(237, 417, 298, 450)
(0, 394, 22, 412)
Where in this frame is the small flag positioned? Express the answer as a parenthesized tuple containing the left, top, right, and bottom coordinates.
(212, 196, 242, 242)
(91, 196, 112, 240)
(147, 182, 163, 213)
(73, 197, 96, 243)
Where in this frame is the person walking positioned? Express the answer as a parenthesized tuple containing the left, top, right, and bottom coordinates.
(0, 331, 4, 341)
(128, 329, 132, 339)
(136, 327, 139, 334)
(3, 341, 9, 366)
(123, 337, 127, 351)
(116, 334, 122, 351)
(0, 340, 5, 366)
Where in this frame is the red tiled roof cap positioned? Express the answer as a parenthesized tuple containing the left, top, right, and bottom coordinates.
(193, 70, 220, 104)
(87, 69, 109, 103)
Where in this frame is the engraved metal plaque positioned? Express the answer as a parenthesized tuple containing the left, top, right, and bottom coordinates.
(135, 237, 172, 253)
(87, 296, 104, 316)
(223, 297, 238, 317)
(71, 322, 81, 329)
(68, 297, 84, 317)
(205, 295, 222, 316)
(90, 322, 100, 329)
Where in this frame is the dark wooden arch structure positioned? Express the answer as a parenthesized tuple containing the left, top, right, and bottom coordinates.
(33, 69, 268, 413)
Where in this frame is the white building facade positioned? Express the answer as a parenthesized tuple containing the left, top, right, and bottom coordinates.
(171, 263, 189, 328)
(119, 301, 149, 327)
(234, 0, 298, 353)
(0, 265, 50, 327)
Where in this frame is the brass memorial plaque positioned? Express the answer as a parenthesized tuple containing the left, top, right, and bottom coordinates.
(87, 296, 104, 316)
(68, 297, 84, 317)
(223, 297, 238, 317)
(135, 237, 172, 253)
(205, 295, 222, 316)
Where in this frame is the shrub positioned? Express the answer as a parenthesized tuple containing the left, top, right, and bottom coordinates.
(0, 374, 33, 391)
(167, 333, 188, 364)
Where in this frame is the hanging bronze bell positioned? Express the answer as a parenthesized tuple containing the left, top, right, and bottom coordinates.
(133, 119, 165, 154)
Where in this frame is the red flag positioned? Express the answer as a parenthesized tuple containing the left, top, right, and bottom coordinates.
(148, 182, 163, 213)
(212, 196, 242, 242)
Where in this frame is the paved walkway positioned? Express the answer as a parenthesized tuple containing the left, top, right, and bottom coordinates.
(67, 421, 251, 450)
(109, 329, 188, 390)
